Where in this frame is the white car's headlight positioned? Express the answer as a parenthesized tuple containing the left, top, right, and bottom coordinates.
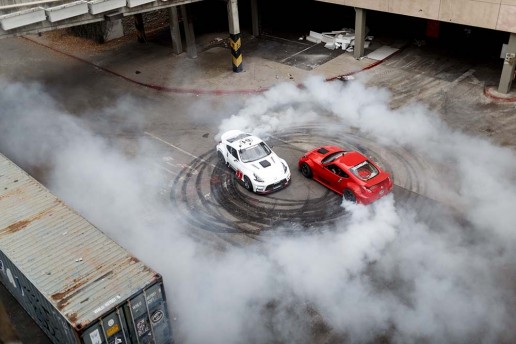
(281, 161, 288, 173)
(253, 173, 264, 182)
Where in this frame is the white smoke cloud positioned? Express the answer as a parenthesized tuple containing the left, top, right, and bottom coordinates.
(1, 76, 516, 344)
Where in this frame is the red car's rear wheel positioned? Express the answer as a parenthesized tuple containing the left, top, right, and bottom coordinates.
(343, 189, 357, 203)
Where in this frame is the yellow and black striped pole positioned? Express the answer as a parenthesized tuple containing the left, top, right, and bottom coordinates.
(227, 0, 243, 73)
(230, 33, 243, 72)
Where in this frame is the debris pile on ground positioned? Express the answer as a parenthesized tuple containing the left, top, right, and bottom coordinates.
(306, 28, 373, 52)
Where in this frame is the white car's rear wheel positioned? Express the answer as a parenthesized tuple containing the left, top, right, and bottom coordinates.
(218, 151, 228, 166)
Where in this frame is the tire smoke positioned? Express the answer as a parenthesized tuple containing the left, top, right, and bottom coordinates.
(1, 77, 516, 343)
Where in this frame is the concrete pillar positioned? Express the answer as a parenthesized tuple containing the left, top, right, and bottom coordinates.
(498, 33, 516, 94)
(169, 6, 182, 54)
(103, 19, 123, 42)
(353, 8, 366, 59)
(180, 5, 197, 59)
(227, 0, 243, 72)
(134, 13, 146, 43)
(251, 0, 259, 37)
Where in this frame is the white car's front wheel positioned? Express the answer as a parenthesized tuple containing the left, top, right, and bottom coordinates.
(243, 176, 253, 192)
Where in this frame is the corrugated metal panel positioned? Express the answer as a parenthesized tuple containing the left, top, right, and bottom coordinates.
(0, 153, 160, 331)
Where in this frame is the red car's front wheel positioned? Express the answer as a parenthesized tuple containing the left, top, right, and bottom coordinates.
(300, 162, 313, 178)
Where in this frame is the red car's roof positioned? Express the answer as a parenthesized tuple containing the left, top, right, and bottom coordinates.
(335, 151, 368, 169)
(310, 146, 369, 169)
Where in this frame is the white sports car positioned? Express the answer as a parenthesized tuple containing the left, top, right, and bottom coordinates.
(216, 130, 291, 194)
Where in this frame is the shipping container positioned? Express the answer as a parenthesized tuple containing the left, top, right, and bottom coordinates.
(0, 153, 173, 344)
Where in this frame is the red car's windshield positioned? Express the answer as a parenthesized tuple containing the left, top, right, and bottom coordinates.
(321, 151, 346, 164)
(350, 161, 379, 180)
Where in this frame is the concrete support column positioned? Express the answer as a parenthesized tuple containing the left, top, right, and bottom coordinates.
(180, 5, 197, 59)
(169, 6, 182, 54)
(251, 0, 259, 37)
(103, 18, 124, 42)
(498, 33, 516, 94)
(353, 8, 366, 59)
(134, 13, 146, 43)
(227, 0, 243, 72)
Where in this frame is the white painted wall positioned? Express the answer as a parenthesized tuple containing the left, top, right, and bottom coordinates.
(317, 0, 516, 33)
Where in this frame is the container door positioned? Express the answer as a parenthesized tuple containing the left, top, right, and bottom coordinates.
(145, 284, 172, 344)
(82, 324, 105, 344)
(130, 293, 153, 343)
(102, 309, 129, 344)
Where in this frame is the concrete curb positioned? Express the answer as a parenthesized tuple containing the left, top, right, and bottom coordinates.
(483, 85, 516, 102)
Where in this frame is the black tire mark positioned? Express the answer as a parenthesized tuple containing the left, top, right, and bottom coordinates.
(169, 127, 432, 235)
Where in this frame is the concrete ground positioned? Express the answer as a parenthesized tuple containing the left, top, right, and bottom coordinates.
(23, 25, 516, 205)
(0, 283, 46, 343)
(23, 29, 376, 93)
(0, 285, 21, 344)
(1, 20, 516, 343)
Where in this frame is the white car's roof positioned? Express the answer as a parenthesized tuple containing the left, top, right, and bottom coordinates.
(221, 130, 263, 148)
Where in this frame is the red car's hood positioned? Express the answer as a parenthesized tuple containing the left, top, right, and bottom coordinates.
(305, 145, 342, 162)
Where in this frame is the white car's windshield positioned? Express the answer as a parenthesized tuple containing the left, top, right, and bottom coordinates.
(350, 161, 379, 181)
(240, 142, 271, 162)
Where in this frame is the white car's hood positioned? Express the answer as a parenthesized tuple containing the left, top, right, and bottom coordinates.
(245, 154, 289, 182)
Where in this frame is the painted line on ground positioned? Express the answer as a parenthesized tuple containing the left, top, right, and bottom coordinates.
(280, 44, 320, 63)
(145, 131, 218, 169)
(261, 34, 312, 46)
(155, 162, 178, 176)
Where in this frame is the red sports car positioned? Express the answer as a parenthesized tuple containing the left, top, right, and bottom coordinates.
(298, 146, 393, 204)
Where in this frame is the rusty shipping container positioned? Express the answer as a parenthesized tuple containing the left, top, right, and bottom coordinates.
(0, 153, 173, 344)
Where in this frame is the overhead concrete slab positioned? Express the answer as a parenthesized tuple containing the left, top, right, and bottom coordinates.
(45, 1, 89, 23)
(127, 0, 155, 8)
(0, 7, 45, 31)
(87, 0, 125, 15)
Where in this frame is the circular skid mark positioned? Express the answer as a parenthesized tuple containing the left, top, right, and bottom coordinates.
(170, 126, 433, 235)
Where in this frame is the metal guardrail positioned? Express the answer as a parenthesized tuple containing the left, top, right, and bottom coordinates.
(0, 0, 200, 39)
(1, 0, 62, 10)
